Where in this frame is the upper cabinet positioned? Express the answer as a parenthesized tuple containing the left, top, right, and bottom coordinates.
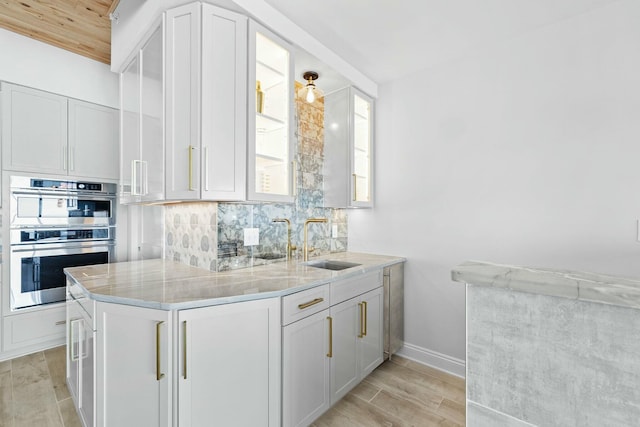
(120, 3, 247, 204)
(120, 24, 165, 204)
(165, 3, 247, 202)
(324, 87, 374, 208)
(248, 22, 295, 203)
(1, 83, 119, 181)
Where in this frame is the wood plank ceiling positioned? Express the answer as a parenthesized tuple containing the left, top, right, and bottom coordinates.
(0, 0, 118, 64)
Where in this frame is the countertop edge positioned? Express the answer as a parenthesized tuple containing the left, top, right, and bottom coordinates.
(66, 253, 406, 311)
(452, 260, 640, 310)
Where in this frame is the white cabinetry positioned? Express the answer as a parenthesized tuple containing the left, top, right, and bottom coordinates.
(67, 288, 95, 427)
(1, 82, 118, 180)
(248, 21, 295, 203)
(120, 3, 247, 204)
(324, 86, 374, 208)
(3, 303, 66, 352)
(92, 297, 279, 427)
(178, 298, 281, 426)
(95, 302, 171, 427)
(68, 99, 119, 180)
(330, 287, 383, 402)
(165, 3, 247, 202)
(282, 285, 331, 427)
(282, 271, 384, 426)
(120, 24, 165, 203)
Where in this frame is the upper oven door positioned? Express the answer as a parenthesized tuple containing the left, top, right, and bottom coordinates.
(10, 191, 115, 227)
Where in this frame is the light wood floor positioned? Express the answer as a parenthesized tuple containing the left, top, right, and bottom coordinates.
(0, 347, 465, 427)
(313, 356, 465, 426)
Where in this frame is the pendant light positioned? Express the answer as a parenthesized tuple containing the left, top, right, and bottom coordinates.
(299, 71, 324, 103)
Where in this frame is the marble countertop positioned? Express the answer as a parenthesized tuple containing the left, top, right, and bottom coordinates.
(65, 252, 405, 310)
(452, 260, 640, 310)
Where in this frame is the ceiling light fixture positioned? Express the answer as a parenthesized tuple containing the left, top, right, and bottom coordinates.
(299, 71, 324, 103)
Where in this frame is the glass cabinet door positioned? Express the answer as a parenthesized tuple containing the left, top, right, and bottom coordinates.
(248, 22, 294, 202)
(352, 91, 373, 206)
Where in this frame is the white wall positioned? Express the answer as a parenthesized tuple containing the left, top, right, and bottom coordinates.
(0, 28, 118, 107)
(348, 0, 640, 375)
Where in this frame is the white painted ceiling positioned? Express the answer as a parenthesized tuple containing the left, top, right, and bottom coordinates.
(266, 0, 621, 84)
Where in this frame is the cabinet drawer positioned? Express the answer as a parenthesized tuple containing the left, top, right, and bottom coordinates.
(282, 284, 330, 326)
(3, 304, 66, 351)
(331, 270, 383, 306)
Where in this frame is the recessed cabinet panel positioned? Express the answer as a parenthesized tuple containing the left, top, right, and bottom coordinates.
(68, 99, 119, 180)
(2, 83, 68, 175)
(248, 22, 294, 203)
(178, 298, 281, 427)
(96, 302, 171, 427)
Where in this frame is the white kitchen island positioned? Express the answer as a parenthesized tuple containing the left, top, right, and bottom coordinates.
(453, 261, 640, 427)
(65, 252, 404, 427)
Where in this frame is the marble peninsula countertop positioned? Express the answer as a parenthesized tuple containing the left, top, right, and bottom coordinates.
(452, 260, 640, 310)
(65, 252, 405, 310)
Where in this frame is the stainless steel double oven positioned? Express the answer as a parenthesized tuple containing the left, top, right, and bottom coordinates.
(9, 176, 116, 310)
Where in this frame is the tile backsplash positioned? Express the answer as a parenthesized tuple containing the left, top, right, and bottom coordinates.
(164, 83, 348, 272)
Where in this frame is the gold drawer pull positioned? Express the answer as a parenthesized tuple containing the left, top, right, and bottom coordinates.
(298, 297, 324, 310)
(327, 316, 333, 358)
(156, 321, 165, 381)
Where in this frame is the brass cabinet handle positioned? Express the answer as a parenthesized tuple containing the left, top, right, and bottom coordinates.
(358, 302, 364, 338)
(298, 297, 324, 310)
(182, 320, 188, 379)
(327, 316, 333, 358)
(352, 173, 357, 202)
(156, 321, 165, 381)
(188, 145, 195, 191)
(363, 301, 368, 337)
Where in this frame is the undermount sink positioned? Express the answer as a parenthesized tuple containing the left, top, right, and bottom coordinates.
(305, 260, 362, 271)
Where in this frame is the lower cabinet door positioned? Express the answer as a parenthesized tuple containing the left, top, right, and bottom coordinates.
(95, 302, 172, 427)
(178, 298, 281, 427)
(358, 287, 384, 377)
(329, 298, 360, 404)
(282, 309, 331, 427)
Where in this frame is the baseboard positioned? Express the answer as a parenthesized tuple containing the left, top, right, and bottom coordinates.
(396, 342, 466, 378)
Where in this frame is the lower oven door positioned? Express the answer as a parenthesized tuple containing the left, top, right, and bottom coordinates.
(10, 241, 114, 310)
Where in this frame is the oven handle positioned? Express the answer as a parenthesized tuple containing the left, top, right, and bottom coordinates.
(33, 262, 40, 283)
(10, 242, 115, 254)
(10, 189, 116, 199)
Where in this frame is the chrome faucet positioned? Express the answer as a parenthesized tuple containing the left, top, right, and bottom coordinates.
(303, 218, 328, 261)
(272, 218, 297, 259)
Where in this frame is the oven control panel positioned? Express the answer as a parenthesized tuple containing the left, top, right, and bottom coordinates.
(18, 228, 112, 243)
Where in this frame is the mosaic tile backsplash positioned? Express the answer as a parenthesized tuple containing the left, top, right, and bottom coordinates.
(165, 83, 348, 272)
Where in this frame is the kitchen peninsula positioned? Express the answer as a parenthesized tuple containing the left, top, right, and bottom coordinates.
(453, 261, 640, 426)
(65, 252, 404, 427)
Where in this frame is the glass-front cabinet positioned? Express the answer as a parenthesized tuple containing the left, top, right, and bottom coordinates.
(324, 86, 374, 208)
(352, 92, 372, 204)
(248, 22, 295, 203)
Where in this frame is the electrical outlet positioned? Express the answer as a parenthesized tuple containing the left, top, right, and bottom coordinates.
(244, 228, 260, 246)
(332, 224, 339, 238)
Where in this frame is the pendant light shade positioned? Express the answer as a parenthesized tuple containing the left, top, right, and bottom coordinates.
(298, 71, 324, 103)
